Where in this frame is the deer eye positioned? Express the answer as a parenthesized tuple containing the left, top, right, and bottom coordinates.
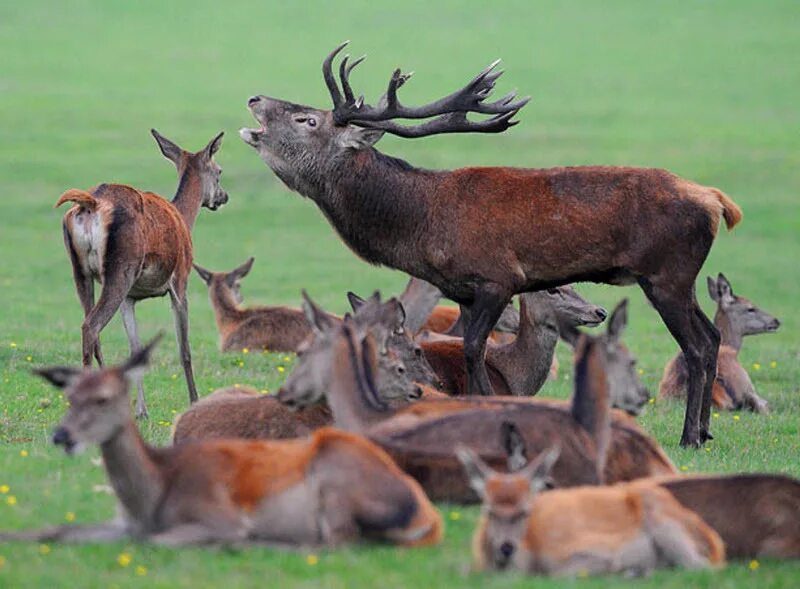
(307, 118, 317, 128)
(95, 398, 108, 406)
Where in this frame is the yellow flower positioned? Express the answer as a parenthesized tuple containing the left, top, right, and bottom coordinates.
(6, 496, 16, 506)
(20, 449, 28, 457)
(306, 554, 319, 566)
(712, 412, 720, 418)
(242, 348, 249, 354)
(116, 553, 132, 567)
(233, 383, 241, 388)
(680, 466, 688, 472)
(0, 485, 9, 494)
(577, 570, 589, 578)
(637, 368, 644, 375)
(283, 356, 292, 363)
(261, 389, 269, 395)
(733, 415, 741, 421)
(277, 366, 285, 373)
(648, 397, 655, 404)
(449, 511, 461, 521)
(171, 374, 178, 380)
(752, 362, 761, 371)
(135, 565, 148, 576)
(770, 361, 777, 369)
(238, 361, 245, 368)
(749, 559, 759, 571)
(25, 356, 32, 362)
(9, 342, 17, 348)
(65, 512, 76, 522)
(0, 555, 5, 569)
(704, 447, 711, 453)
(38, 544, 51, 555)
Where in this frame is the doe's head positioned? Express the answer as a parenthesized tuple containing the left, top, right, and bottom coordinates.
(34, 334, 162, 455)
(707, 273, 780, 337)
(601, 299, 650, 416)
(193, 257, 255, 306)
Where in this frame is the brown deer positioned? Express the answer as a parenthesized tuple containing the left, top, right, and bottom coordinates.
(659, 274, 779, 413)
(56, 129, 228, 418)
(172, 293, 422, 444)
(193, 257, 315, 353)
(240, 42, 742, 446)
(1, 337, 442, 548)
(278, 306, 675, 503)
(417, 287, 607, 398)
(458, 446, 725, 575)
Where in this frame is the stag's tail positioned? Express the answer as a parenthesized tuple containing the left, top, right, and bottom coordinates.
(709, 188, 742, 231)
(55, 189, 98, 211)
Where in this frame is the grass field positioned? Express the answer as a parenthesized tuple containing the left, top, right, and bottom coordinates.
(1, 0, 798, 587)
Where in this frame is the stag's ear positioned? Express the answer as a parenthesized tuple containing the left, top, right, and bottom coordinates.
(301, 290, 337, 335)
(607, 299, 628, 343)
(456, 445, 493, 500)
(501, 421, 528, 473)
(193, 263, 213, 285)
(33, 366, 82, 389)
(337, 125, 385, 150)
(228, 257, 255, 284)
(203, 131, 224, 158)
(151, 129, 182, 164)
(522, 445, 561, 494)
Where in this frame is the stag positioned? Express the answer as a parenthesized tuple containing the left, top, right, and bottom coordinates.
(241, 42, 742, 446)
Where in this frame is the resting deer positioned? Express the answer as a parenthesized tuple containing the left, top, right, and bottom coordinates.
(1, 336, 441, 548)
(172, 292, 422, 444)
(418, 287, 607, 397)
(241, 42, 742, 447)
(193, 257, 316, 353)
(659, 274, 779, 413)
(458, 445, 724, 575)
(57, 129, 228, 418)
(278, 304, 675, 503)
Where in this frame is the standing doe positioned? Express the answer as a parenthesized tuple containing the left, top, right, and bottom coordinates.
(56, 129, 228, 417)
(241, 42, 742, 446)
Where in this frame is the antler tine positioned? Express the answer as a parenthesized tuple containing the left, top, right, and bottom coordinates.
(323, 41, 349, 108)
(356, 107, 524, 139)
(377, 70, 413, 110)
(339, 54, 366, 103)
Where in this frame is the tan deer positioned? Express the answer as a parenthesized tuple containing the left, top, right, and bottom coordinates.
(418, 287, 607, 397)
(193, 257, 318, 353)
(172, 292, 421, 444)
(0, 336, 442, 548)
(458, 445, 725, 576)
(56, 129, 228, 418)
(278, 305, 675, 503)
(659, 274, 780, 412)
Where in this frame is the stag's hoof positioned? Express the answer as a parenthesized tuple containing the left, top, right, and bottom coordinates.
(700, 430, 714, 442)
(679, 434, 702, 449)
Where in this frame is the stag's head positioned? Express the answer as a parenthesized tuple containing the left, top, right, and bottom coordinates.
(240, 42, 529, 194)
(34, 335, 162, 455)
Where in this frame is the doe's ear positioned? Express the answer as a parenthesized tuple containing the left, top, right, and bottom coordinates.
(521, 445, 561, 494)
(501, 421, 528, 473)
(121, 333, 163, 381)
(606, 298, 628, 343)
(301, 290, 338, 335)
(716, 273, 734, 305)
(707, 276, 719, 302)
(151, 129, 183, 165)
(203, 131, 224, 158)
(336, 125, 385, 150)
(455, 445, 494, 500)
(33, 366, 82, 389)
(347, 291, 366, 312)
(193, 263, 214, 285)
(228, 257, 255, 283)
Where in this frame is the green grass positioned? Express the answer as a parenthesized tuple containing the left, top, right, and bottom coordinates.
(1, 0, 798, 587)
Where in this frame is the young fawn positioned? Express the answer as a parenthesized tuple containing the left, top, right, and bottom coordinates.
(2, 336, 442, 548)
(458, 444, 725, 576)
(659, 274, 780, 412)
(278, 304, 675, 503)
(172, 292, 421, 444)
(194, 257, 317, 353)
(56, 129, 228, 418)
(418, 287, 607, 397)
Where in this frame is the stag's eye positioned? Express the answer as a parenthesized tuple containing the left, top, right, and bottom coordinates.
(307, 118, 317, 128)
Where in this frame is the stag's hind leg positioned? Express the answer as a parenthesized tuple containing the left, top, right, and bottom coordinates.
(169, 283, 198, 405)
(692, 306, 720, 440)
(464, 284, 513, 396)
(120, 298, 149, 419)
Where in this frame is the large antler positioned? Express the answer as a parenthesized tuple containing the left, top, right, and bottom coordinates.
(322, 42, 530, 138)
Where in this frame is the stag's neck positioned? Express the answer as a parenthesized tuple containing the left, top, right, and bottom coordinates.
(172, 170, 203, 230)
(100, 421, 165, 529)
(570, 343, 611, 481)
(714, 309, 742, 351)
(313, 149, 440, 273)
(489, 295, 559, 396)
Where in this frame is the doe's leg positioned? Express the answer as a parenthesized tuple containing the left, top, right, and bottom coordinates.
(120, 297, 149, 419)
(169, 284, 198, 405)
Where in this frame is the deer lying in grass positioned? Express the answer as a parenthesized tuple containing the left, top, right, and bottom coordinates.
(278, 303, 674, 503)
(241, 42, 743, 446)
(1, 336, 442, 548)
(193, 257, 317, 353)
(56, 130, 228, 418)
(172, 292, 422, 444)
(659, 274, 779, 413)
(418, 287, 607, 397)
(458, 445, 724, 575)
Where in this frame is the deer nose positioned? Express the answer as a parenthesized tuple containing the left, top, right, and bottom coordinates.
(499, 542, 515, 559)
(595, 307, 608, 322)
(248, 96, 262, 107)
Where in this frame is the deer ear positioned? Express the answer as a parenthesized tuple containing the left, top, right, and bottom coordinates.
(337, 125, 385, 150)
(33, 366, 82, 389)
(716, 273, 734, 305)
(151, 129, 182, 164)
(231, 257, 255, 281)
(501, 421, 528, 473)
(607, 299, 628, 343)
(347, 291, 366, 312)
(522, 445, 561, 493)
(384, 298, 407, 332)
(707, 276, 719, 302)
(121, 333, 162, 382)
(301, 290, 337, 335)
(203, 131, 224, 158)
(193, 263, 213, 285)
(455, 445, 493, 499)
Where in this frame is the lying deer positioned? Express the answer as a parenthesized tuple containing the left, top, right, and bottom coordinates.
(660, 274, 780, 413)
(193, 256, 317, 353)
(172, 292, 422, 444)
(241, 42, 743, 446)
(458, 445, 725, 575)
(57, 129, 228, 418)
(418, 287, 607, 397)
(278, 303, 674, 503)
(1, 336, 442, 548)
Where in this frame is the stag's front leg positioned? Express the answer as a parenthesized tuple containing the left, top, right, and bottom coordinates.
(464, 284, 512, 396)
(169, 284, 198, 405)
